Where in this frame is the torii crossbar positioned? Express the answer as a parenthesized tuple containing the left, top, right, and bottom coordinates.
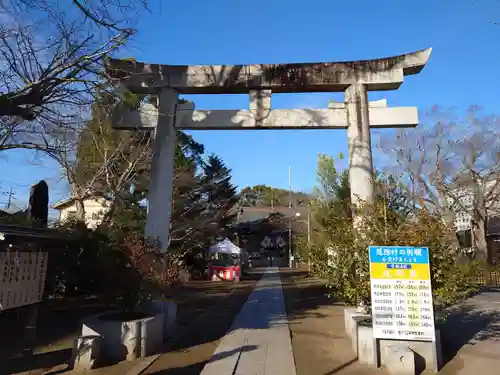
(107, 48, 432, 252)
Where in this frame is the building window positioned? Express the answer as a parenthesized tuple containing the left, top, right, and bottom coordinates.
(66, 211, 77, 220)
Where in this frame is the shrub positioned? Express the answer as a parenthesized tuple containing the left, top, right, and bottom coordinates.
(45, 223, 187, 310)
(310, 204, 371, 307)
(121, 234, 186, 302)
(311, 201, 480, 316)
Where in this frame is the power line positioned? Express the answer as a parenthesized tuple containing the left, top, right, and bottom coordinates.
(0, 187, 16, 208)
(6, 187, 14, 209)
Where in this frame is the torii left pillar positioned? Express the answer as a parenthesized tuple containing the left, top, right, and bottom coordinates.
(146, 89, 178, 252)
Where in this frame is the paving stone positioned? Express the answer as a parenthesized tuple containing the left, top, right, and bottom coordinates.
(200, 268, 296, 375)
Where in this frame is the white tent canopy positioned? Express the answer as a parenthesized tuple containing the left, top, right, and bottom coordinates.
(208, 238, 241, 254)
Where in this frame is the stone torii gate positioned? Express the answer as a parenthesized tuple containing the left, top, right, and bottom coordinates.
(107, 48, 432, 251)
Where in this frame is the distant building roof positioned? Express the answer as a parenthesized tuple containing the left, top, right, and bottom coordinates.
(449, 174, 500, 191)
(235, 206, 308, 223)
(52, 196, 105, 210)
(52, 198, 75, 210)
(0, 223, 77, 242)
(0, 208, 26, 223)
(0, 209, 12, 219)
(0, 208, 14, 216)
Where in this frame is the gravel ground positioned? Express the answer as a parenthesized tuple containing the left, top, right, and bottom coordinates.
(3, 271, 262, 375)
(280, 267, 388, 375)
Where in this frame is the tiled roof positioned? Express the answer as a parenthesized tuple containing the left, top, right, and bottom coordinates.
(236, 206, 309, 223)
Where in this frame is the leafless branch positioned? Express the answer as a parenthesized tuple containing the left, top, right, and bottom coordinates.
(0, 0, 149, 155)
(378, 106, 500, 259)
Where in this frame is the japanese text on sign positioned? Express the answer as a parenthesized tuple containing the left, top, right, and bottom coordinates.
(369, 246, 435, 342)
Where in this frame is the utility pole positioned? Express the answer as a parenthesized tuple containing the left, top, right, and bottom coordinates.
(1, 187, 15, 209)
(6, 187, 14, 209)
(288, 166, 293, 268)
(307, 205, 311, 273)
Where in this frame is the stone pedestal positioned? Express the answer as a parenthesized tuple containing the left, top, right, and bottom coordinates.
(344, 307, 442, 374)
(343, 307, 371, 354)
(357, 322, 378, 366)
(380, 344, 416, 375)
(379, 335, 442, 374)
(82, 311, 164, 362)
(71, 335, 101, 371)
(142, 300, 177, 339)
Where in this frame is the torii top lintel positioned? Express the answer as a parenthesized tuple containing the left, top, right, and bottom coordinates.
(106, 48, 431, 95)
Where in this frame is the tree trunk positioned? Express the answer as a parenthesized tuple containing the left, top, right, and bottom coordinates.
(100, 199, 119, 228)
(473, 182, 489, 264)
(473, 213, 489, 263)
(75, 198, 86, 221)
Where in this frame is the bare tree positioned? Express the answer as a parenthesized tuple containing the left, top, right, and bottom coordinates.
(40, 95, 153, 221)
(0, 0, 148, 151)
(378, 106, 500, 261)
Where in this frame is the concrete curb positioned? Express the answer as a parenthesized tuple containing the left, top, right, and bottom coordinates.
(125, 287, 240, 375)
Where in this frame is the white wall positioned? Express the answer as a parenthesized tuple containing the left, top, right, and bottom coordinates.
(58, 198, 109, 229)
(447, 179, 500, 231)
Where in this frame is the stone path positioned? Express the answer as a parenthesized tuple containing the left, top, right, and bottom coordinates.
(200, 268, 296, 375)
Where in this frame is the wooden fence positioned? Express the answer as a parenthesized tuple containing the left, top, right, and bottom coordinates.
(469, 271, 500, 286)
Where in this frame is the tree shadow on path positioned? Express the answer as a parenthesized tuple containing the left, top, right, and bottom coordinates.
(145, 345, 258, 375)
(439, 286, 500, 364)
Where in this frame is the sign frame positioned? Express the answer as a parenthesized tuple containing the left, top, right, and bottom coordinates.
(369, 245, 436, 342)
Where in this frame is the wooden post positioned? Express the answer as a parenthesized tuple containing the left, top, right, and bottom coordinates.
(21, 303, 40, 363)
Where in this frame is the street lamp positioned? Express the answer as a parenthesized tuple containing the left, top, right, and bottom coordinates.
(295, 210, 312, 272)
(294, 212, 311, 244)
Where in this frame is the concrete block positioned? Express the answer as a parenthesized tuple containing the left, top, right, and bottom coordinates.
(344, 306, 442, 374)
(381, 344, 416, 375)
(357, 323, 377, 366)
(143, 300, 178, 339)
(82, 311, 164, 362)
(71, 335, 101, 371)
(379, 329, 442, 374)
(344, 308, 370, 338)
(344, 307, 370, 354)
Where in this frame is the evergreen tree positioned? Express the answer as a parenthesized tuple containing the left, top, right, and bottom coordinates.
(71, 92, 239, 255)
(72, 91, 207, 229)
(202, 154, 237, 211)
(239, 185, 310, 207)
(311, 153, 413, 231)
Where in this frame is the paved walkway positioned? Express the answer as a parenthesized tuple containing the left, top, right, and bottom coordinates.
(439, 287, 500, 374)
(200, 268, 296, 375)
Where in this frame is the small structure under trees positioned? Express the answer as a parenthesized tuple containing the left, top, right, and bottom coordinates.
(231, 207, 308, 267)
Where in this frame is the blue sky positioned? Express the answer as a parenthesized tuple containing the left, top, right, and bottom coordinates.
(1, 0, 500, 209)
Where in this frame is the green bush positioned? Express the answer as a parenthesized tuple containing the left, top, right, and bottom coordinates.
(45, 222, 185, 310)
(311, 201, 480, 315)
